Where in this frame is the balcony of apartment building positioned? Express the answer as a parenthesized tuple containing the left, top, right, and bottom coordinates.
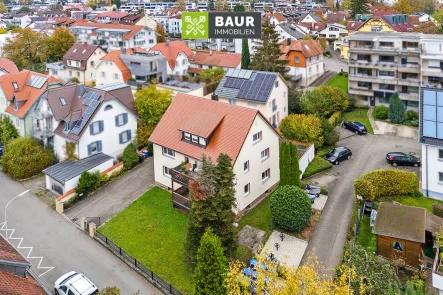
(170, 162, 200, 211)
(423, 76, 443, 88)
(402, 41, 421, 54)
(398, 85, 419, 101)
(349, 81, 373, 96)
(398, 73, 420, 87)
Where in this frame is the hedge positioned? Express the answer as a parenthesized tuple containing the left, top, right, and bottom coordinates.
(302, 157, 332, 179)
(373, 105, 388, 120)
(433, 204, 443, 218)
(328, 111, 342, 126)
(354, 169, 418, 201)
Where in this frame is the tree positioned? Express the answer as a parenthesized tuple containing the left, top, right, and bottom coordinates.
(76, 171, 101, 197)
(241, 39, 250, 69)
(424, 0, 436, 15)
(155, 24, 166, 43)
(413, 22, 439, 34)
(19, 6, 32, 13)
(122, 143, 139, 169)
(336, 0, 340, 9)
(176, 0, 186, 10)
(303, 34, 312, 40)
(388, 92, 405, 124)
(350, 0, 370, 17)
(250, 21, 287, 75)
(223, 0, 229, 10)
(300, 85, 349, 118)
(433, 9, 443, 23)
(2, 137, 54, 180)
(194, 228, 228, 295)
(280, 114, 324, 147)
(341, 0, 351, 9)
(65, 142, 78, 161)
(279, 142, 301, 187)
(111, 0, 121, 7)
(0, 115, 18, 147)
(288, 87, 303, 114)
(208, 0, 214, 10)
(326, 0, 334, 9)
(233, 4, 245, 11)
(215, 0, 223, 10)
(199, 68, 225, 84)
(70, 77, 80, 83)
(3, 28, 49, 71)
(134, 84, 173, 143)
(322, 119, 339, 146)
(0, 2, 8, 13)
(392, 0, 413, 14)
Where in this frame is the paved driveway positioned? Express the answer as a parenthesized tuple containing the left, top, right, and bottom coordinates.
(324, 57, 348, 73)
(65, 157, 154, 226)
(301, 134, 421, 273)
(0, 171, 161, 294)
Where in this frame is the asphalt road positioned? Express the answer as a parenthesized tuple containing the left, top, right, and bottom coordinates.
(301, 134, 421, 272)
(0, 171, 161, 295)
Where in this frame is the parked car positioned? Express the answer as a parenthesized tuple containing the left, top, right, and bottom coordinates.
(305, 184, 321, 197)
(0, 146, 3, 157)
(324, 147, 352, 165)
(54, 272, 98, 295)
(343, 121, 367, 135)
(386, 152, 421, 167)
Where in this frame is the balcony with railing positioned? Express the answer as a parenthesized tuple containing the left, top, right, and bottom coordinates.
(290, 74, 302, 81)
(349, 87, 374, 96)
(33, 127, 54, 140)
(170, 163, 199, 211)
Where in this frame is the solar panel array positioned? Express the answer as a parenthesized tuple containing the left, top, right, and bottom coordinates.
(225, 69, 253, 79)
(26, 75, 48, 89)
(223, 77, 248, 89)
(71, 91, 101, 135)
(232, 73, 276, 102)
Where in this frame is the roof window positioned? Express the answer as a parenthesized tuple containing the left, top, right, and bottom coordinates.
(60, 97, 66, 106)
(12, 82, 18, 90)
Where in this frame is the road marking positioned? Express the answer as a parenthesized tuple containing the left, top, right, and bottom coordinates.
(0, 191, 55, 277)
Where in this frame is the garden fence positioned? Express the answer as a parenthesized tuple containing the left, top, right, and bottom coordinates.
(94, 231, 185, 295)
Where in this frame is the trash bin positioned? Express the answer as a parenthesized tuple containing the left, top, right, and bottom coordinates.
(142, 150, 149, 158)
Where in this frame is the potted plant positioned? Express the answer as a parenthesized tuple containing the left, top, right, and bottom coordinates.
(180, 161, 186, 173)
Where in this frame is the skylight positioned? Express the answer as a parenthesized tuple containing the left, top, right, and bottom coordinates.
(12, 82, 18, 90)
(60, 97, 66, 106)
(73, 49, 77, 53)
(82, 49, 86, 53)
(304, 45, 310, 50)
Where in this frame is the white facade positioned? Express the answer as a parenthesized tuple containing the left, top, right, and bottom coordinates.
(168, 17, 182, 35)
(93, 60, 125, 86)
(318, 24, 347, 39)
(149, 51, 189, 76)
(153, 114, 281, 213)
(421, 145, 443, 200)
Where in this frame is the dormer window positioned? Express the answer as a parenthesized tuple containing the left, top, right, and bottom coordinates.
(12, 82, 18, 90)
(184, 132, 191, 141)
(182, 131, 207, 147)
(191, 135, 198, 143)
(13, 99, 18, 111)
(60, 98, 66, 106)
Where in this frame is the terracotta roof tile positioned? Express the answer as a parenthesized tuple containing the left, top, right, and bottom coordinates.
(149, 93, 276, 164)
(0, 236, 29, 264)
(179, 110, 224, 138)
(189, 51, 241, 68)
(0, 58, 19, 75)
(149, 41, 193, 70)
(100, 47, 146, 82)
(0, 270, 46, 295)
(264, 13, 286, 22)
(280, 39, 325, 58)
(346, 21, 364, 30)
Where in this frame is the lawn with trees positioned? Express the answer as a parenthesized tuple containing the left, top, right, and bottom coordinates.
(327, 74, 348, 92)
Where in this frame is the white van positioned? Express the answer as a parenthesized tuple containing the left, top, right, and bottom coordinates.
(54, 271, 99, 295)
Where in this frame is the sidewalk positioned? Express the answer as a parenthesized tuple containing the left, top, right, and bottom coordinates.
(367, 107, 418, 139)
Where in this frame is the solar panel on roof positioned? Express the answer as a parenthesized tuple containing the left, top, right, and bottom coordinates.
(224, 77, 234, 88)
(231, 69, 240, 78)
(244, 71, 253, 79)
(226, 68, 234, 77)
(237, 70, 246, 79)
(232, 79, 244, 89)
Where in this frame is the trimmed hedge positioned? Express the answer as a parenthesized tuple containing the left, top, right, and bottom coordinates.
(302, 157, 332, 179)
(270, 185, 312, 232)
(328, 111, 342, 126)
(433, 204, 443, 218)
(373, 105, 388, 120)
(354, 169, 418, 201)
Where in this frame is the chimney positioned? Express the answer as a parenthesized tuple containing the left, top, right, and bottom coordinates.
(211, 93, 218, 101)
(287, 38, 291, 46)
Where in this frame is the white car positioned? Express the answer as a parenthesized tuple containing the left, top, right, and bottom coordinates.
(54, 271, 99, 295)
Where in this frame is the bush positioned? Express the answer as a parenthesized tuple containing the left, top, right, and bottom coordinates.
(302, 157, 332, 178)
(405, 110, 419, 121)
(70, 77, 79, 83)
(388, 93, 405, 124)
(122, 143, 139, 169)
(2, 137, 54, 179)
(322, 119, 339, 146)
(301, 85, 349, 118)
(433, 204, 443, 218)
(410, 119, 419, 127)
(279, 114, 324, 147)
(344, 72, 348, 77)
(270, 185, 312, 232)
(354, 169, 418, 201)
(373, 105, 388, 120)
(328, 111, 342, 126)
(76, 170, 100, 197)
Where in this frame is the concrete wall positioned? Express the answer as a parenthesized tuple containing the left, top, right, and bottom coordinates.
(299, 144, 315, 176)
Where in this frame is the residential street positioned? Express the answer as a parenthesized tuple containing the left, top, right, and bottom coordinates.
(301, 134, 421, 272)
(0, 171, 161, 295)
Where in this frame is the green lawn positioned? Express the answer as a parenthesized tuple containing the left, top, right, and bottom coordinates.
(238, 194, 273, 234)
(377, 195, 443, 213)
(342, 109, 374, 134)
(327, 74, 348, 92)
(356, 215, 376, 253)
(98, 187, 193, 294)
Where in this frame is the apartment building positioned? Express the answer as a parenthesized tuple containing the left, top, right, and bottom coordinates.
(348, 32, 421, 110)
(421, 35, 443, 88)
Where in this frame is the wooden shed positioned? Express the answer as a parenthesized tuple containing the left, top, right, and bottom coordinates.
(373, 203, 426, 269)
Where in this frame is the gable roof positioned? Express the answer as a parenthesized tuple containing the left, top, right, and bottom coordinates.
(99, 47, 147, 83)
(149, 93, 278, 164)
(346, 21, 364, 31)
(189, 50, 241, 68)
(0, 270, 47, 295)
(326, 12, 347, 23)
(150, 41, 193, 70)
(301, 12, 324, 23)
(299, 22, 327, 32)
(373, 202, 426, 243)
(1, 70, 64, 118)
(0, 235, 29, 265)
(0, 58, 19, 75)
(363, 13, 414, 32)
(215, 69, 280, 103)
(43, 153, 113, 183)
(63, 43, 102, 70)
(277, 23, 305, 39)
(280, 39, 325, 58)
(264, 13, 287, 22)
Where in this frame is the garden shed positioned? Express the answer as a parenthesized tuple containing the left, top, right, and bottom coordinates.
(43, 153, 114, 195)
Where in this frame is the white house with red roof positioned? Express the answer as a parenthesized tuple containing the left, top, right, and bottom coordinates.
(168, 14, 182, 35)
(264, 13, 287, 26)
(188, 50, 241, 76)
(149, 93, 281, 215)
(150, 40, 194, 76)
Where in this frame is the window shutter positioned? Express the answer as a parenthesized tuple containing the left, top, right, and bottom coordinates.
(89, 124, 94, 135)
(123, 113, 128, 124)
(119, 132, 122, 144)
(97, 141, 102, 153)
(99, 120, 104, 133)
(128, 130, 131, 142)
(87, 143, 92, 156)
(115, 116, 118, 126)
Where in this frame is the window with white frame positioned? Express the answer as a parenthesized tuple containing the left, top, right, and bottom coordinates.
(60, 98, 66, 106)
(114, 73, 118, 79)
(115, 113, 128, 126)
(163, 166, 171, 177)
(244, 183, 250, 196)
(191, 135, 198, 143)
(252, 131, 262, 143)
(119, 130, 131, 144)
(262, 168, 270, 181)
(244, 160, 249, 173)
(12, 82, 18, 90)
(261, 148, 269, 160)
(184, 132, 191, 141)
(163, 147, 175, 158)
(101, 71, 106, 78)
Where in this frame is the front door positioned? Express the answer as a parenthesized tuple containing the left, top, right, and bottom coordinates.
(370, 96, 375, 107)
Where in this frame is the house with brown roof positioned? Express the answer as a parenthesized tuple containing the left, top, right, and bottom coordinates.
(188, 50, 241, 76)
(31, 83, 137, 161)
(280, 39, 325, 87)
(264, 13, 287, 26)
(93, 48, 167, 86)
(0, 234, 49, 295)
(0, 70, 64, 136)
(150, 40, 194, 76)
(68, 22, 157, 52)
(46, 43, 107, 84)
(149, 93, 281, 215)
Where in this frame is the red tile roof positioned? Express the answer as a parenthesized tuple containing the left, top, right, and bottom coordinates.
(0, 236, 29, 265)
(94, 11, 128, 22)
(189, 51, 241, 68)
(149, 93, 279, 164)
(0, 270, 47, 295)
(346, 21, 364, 31)
(280, 39, 325, 59)
(264, 13, 287, 22)
(150, 41, 193, 70)
(408, 15, 420, 26)
(100, 47, 147, 82)
(299, 22, 326, 32)
(0, 58, 19, 75)
(367, 13, 414, 32)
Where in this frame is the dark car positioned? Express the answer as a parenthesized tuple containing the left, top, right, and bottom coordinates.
(343, 121, 367, 135)
(324, 146, 352, 165)
(386, 152, 421, 167)
(0, 146, 3, 157)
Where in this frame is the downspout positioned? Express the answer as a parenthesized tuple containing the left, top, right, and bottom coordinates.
(426, 145, 429, 197)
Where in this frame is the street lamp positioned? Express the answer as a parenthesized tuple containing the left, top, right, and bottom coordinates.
(3, 190, 29, 240)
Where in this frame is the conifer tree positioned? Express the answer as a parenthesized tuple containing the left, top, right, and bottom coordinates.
(241, 39, 250, 69)
(279, 141, 301, 187)
(250, 21, 287, 75)
(193, 228, 228, 295)
(388, 92, 405, 124)
(208, 0, 215, 10)
(350, 0, 370, 18)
